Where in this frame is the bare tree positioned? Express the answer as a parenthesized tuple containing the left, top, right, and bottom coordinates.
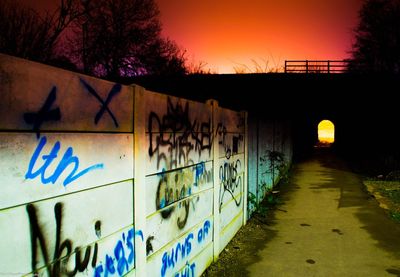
(70, 0, 187, 78)
(349, 0, 400, 73)
(0, 0, 80, 63)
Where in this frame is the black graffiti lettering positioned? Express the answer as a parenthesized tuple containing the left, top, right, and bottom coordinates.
(219, 159, 243, 212)
(57, 239, 72, 276)
(155, 172, 191, 229)
(24, 86, 61, 138)
(26, 204, 52, 276)
(26, 203, 99, 276)
(74, 246, 91, 273)
(177, 199, 190, 229)
(148, 98, 212, 170)
(80, 78, 120, 127)
(52, 202, 66, 276)
(94, 220, 101, 238)
(146, 236, 155, 256)
(156, 175, 175, 219)
(92, 243, 98, 268)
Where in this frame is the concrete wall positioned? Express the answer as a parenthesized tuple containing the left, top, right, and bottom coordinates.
(247, 117, 293, 216)
(0, 54, 137, 276)
(0, 54, 249, 277)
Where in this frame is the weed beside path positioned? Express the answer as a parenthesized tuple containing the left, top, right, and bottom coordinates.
(364, 180, 400, 223)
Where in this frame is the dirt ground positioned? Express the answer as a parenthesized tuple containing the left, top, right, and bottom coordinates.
(201, 211, 273, 276)
(363, 180, 400, 222)
(201, 188, 283, 277)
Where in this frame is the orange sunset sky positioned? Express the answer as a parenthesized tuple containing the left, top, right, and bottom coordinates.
(25, 0, 363, 74)
(157, 0, 362, 73)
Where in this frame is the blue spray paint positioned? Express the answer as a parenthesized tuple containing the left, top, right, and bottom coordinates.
(95, 228, 143, 277)
(197, 220, 211, 244)
(25, 136, 103, 186)
(161, 233, 194, 277)
(160, 220, 212, 276)
(194, 162, 205, 186)
(174, 262, 196, 277)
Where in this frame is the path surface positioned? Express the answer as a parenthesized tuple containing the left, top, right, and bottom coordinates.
(247, 150, 400, 276)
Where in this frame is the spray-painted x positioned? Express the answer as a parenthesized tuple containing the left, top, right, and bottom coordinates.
(24, 86, 61, 138)
(80, 78, 121, 128)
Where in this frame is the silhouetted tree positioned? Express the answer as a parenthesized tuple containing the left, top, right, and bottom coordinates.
(349, 0, 400, 73)
(70, 0, 187, 78)
(0, 0, 80, 63)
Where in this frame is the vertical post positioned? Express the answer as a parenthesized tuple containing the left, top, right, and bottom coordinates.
(242, 111, 248, 224)
(206, 99, 220, 261)
(306, 60, 309, 74)
(328, 60, 330, 74)
(284, 60, 287, 73)
(133, 85, 147, 276)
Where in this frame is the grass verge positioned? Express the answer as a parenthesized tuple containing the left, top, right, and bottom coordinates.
(364, 180, 400, 223)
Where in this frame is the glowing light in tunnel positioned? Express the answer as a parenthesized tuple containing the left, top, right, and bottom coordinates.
(318, 120, 335, 144)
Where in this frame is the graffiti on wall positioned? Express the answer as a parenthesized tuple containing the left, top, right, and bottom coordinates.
(148, 98, 212, 170)
(155, 162, 212, 230)
(160, 220, 211, 277)
(219, 159, 242, 212)
(95, 228, 143, 277)
(27, 202, 142, 276)
(25, 136, 104, 187)
(217, 125, 243, 160)
(24, 78, 122, 136)
(22, 79, 125, 187)
(80, 79, 121, 128)
(24, 87, 61, 138)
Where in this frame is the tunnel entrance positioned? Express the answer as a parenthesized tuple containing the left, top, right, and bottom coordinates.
(317, 120, 335, 147)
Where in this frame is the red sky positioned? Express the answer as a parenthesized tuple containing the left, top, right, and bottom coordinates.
(23, 0, 362, 74)
(156, 0, 362, 73)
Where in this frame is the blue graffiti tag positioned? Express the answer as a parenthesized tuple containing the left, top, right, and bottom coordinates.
(194, 162, 205, 186)
(161, 233, 194, 277)
(174, 262, 196, 277)
(160, 220, 212, 277)
(197, 220, 211, 244)
(95, 228, 143, 277)
(25, 136, 104, 186)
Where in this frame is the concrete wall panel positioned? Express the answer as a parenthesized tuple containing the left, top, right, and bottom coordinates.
(0, 54, 134, 133)
(0, 180, 134, 275)
(0, 133, 133, 209)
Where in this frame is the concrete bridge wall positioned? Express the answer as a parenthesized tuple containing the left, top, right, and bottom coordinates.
(0, 54, 295, 276)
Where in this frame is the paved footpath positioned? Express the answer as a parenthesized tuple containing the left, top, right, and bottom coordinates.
(248, 150, 400, 277)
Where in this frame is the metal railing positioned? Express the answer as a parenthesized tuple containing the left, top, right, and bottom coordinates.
(284, 60, 349, 73)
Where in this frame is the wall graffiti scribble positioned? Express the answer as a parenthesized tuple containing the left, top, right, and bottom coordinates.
(25, 136, 104, 186)
(80, 78, 121, 128)
(160, 220, 210, 277)
(95, 228, 143, 277)
(216, 123, 243, 160)
(23, 86, 61, 138)
(219, 159, 242, 212)
(174, 261, 196, 277)
(27, 203, 98, 276)
(0, 55, 256, 277)
(148, 98, 212, 170)
(155, 162, 212, 229)
(27, 202, 142, 276)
